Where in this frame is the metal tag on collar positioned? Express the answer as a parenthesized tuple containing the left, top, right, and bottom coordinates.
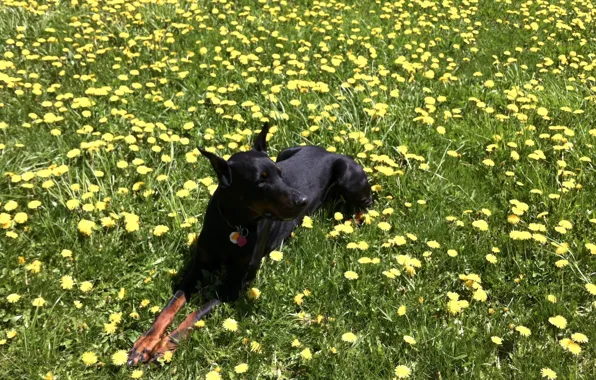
(229, 227, 248, 247)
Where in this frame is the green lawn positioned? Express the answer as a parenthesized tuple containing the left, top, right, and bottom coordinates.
(1, 0, 595, 378)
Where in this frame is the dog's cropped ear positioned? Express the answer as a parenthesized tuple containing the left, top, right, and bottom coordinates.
(253, 122, 270, 153)
(198, 148, 232, 188)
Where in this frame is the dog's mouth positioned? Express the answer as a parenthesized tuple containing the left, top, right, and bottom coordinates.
(263, 212, 292, 221)
(250, 193, 308, 221)
(272, 207, 305, 221)
(253, 207, 303, 222)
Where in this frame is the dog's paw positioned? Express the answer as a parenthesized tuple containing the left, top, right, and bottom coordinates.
(150, 337, 178, 364)
(354, 211, 366, 226)
(127, 333, 162, 366)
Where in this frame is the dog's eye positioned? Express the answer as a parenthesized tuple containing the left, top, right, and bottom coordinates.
(257, 171, 269, 185)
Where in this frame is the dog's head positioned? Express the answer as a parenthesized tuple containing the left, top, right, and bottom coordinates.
(199, 123, 308, 221)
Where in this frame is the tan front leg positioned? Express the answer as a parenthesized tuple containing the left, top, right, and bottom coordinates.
(127, 290, 187, 366)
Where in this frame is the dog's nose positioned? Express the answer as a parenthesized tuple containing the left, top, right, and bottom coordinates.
(295, 195, 308, 208)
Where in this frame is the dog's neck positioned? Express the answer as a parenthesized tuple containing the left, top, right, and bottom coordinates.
(213, 190, 258, 229)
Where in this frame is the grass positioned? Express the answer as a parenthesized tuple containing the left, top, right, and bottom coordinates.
(1, 0, 596, 378)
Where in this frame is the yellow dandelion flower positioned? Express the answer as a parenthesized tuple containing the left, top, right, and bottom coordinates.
(397, 305, 407, 316)
(300, 348, 312, 360)
(28, 200, 42, 209)
(559, 338, 581, 355)
(548, 315, 567, 329)
(377, 222, 391, 231)
(118, 291, 126, 304)
(247, 287, 261, 300)
(342, 332, 357, 343)
(222, 318, 238, 332)
(294, 293, 304, 305)
(394, 365, 411, 378)
(426, 241, 440, 249)
(472, 288, 487, 302)
(77, 219, 95, 236)
(153, 225, 169, 236)
(66, 199, 80, 210)
(447, 249, 458, 257)
(515, 326, 531, 337)
(541, 368, 557, 379)
(472, 220, 489, 231)
(509, 230, 532, 240)
(61, 275, 74, 290)
(125, 221, 140, 232)
(301, 216, 313, 228)
(234, 363, 248, 374)
(163, 350, 173, 363)
(104, 323, 117, 334)
(205, 371, 221, 380)
(269, 250, 283, 261)
(250, 341, 261, 352)
(567, 342, 582, 355)
(585, 283, 596, 295)
(79, 281, 93, 292)
(13, 212, 28, 224)
(110, 312, 122, 324)
(26, 260, 42, 273)
(4, 200, 18, 211)
(485, 254, 498, 264)
(81, 351, 97, 365)
(571, 333, 588, 343)
(32, 296, 46, 307)
(111, 350, 127, 366)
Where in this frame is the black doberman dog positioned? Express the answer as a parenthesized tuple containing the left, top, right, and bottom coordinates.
(128, 124, 372, 365)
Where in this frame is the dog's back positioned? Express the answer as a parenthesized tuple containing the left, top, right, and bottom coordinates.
(263, 146, 372, 250)
(277, 145, 372, 211)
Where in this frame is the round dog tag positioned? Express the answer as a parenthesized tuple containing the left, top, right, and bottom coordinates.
(230, 230, 247, 247)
